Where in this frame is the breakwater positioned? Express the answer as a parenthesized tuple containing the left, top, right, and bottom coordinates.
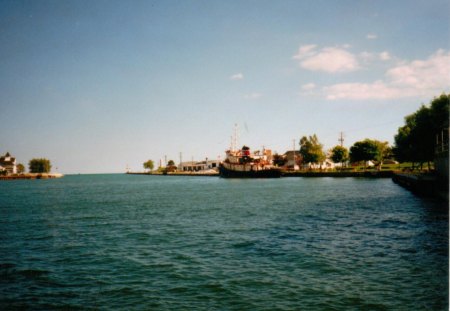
(0, 173, 64, 180)
(127, 171, 218, 177)
(127, 170, 395, 178)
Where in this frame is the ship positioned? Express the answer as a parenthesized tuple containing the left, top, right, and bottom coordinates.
(219, 145, 282, 178)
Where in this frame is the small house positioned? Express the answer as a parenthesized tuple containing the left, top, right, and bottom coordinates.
(0, 152, 17, 175)
(283, 151, 301, 170)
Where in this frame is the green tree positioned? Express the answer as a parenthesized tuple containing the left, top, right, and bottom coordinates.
(299, 134, 325, 167)
(143, 159, 154, 172)
(349, 139, 380, 168)
(273, 153, 287, 167)
(167, 160, 175, 166)
(394, 94, 449, 169)
(29, 158, 51, 173)
(330, 145, 349, 167)
(16, 163, 25, 174)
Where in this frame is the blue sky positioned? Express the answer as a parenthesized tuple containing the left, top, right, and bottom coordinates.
(1, 0, 449, 173)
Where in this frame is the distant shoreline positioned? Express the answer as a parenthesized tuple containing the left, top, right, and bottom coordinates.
(0, 173, 64, 180)
(126, 170, 395, 178)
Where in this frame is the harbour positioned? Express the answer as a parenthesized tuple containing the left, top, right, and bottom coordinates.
(0, 174, 447, 310)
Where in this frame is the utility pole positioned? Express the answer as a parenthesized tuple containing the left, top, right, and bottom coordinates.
(293, 139, 296, 170)
(338, 132, 344, 147)
(233, 123, 239, 151)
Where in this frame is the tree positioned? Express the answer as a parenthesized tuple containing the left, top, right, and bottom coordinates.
(29, 158, 51, 173)
(143, 160, 154, 172)
(299, 134, 325, 167)
(394, 94, 449, 169)
(167, 160, 175, 166)
(273, 153, 287, 167)
(330, 145, 349, 167)
(349, 139, 380, 168)
(16, 163, 25, 174)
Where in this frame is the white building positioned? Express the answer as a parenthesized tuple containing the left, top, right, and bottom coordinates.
(178, 159, 220, 172)
(283, 151, 301, 170)
(0, 152, 17, 175)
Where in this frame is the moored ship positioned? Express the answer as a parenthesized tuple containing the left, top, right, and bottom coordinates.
(219, 145, 281, 178)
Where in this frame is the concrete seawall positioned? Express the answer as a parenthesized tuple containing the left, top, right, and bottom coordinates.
(392, 173, 448, 201)
(282, 171, 394, 178)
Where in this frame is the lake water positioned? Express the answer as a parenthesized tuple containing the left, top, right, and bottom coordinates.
(0, 175, 448, 310)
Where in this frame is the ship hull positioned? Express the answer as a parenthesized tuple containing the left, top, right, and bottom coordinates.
(219, 164, 281, 178)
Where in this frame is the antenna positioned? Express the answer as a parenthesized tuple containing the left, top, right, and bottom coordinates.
(338, 132, 344, 147)
(233, 123, 239, 151)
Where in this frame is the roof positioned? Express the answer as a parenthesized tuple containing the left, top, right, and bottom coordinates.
(0, 152, 16, 165)
(283, 151, 301, 156)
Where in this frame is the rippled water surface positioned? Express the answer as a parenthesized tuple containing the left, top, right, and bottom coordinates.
(1, 175, 448, 310)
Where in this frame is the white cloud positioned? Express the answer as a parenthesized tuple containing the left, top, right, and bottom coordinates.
(324, 49, 450, 100)
(379, 51, 391, 61)
(293, 45, 360, 73)
(367, 33, 378, 40)
(324, 81, 405, 100)
(292, 44, 317, 60)
(301, 83, 316, 91)
(387, 49, 450, 91)
(230, 73, 244, 80)
(244, 93, 262, 100)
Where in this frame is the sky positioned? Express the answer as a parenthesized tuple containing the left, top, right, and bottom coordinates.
(1, 0, 449, 174)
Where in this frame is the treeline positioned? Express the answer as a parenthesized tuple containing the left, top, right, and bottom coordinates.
(0, 157, 52, 175)
(29, 158, 52, 173)
(276, 94, 449, 169)
(394, 93, 449, 168)
(292, 135, 391, 168)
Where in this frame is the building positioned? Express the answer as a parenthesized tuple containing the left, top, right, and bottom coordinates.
(283, 150, 301, 170)
(0, 152, 17, 175)
(178, 159, 220, 172)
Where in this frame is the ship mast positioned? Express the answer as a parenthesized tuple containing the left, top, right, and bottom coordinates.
(231, 123, 239, 151)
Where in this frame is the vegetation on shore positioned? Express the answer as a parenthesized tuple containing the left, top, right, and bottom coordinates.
(394, 94, 449, 170)
(143, 159, 154, 172)
(29, 158, 52, 173)
(139, 94, 448, 175)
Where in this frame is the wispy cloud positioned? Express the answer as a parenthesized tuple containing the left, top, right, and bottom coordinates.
(324, 49, 450, 100)
(301, 83, 316, 91)
(230, 73, 244, 80)
(300, 83, 317, 96)
(379, 51, 391, 61)
(324, 81, 404, 100)
(244, 92, 262, 100)
(293, 45, 360, 73)
(367, 33, 378, 40)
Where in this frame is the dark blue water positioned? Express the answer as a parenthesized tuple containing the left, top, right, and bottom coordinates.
(0, 175, 448, 310)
